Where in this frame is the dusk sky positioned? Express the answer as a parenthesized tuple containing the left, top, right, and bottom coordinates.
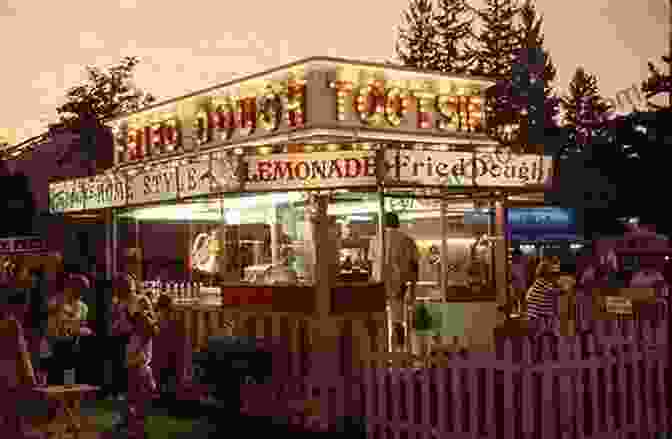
(0, 0, 667, 144)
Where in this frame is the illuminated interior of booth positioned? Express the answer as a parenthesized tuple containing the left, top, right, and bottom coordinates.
(116, 190, 495, 298)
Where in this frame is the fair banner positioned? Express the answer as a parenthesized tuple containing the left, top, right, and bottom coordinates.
(127, 166, 179, 206)
(177, 160, 213, 199)
(384, 149, 553, 188)
(81, 175, 127, 210)
(243, 150, 377, 191)
(48, 179, 86, 213)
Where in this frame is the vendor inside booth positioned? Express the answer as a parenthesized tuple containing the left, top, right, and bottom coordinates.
(48, 57, 555, 355)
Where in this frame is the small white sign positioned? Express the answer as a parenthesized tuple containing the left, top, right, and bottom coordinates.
(48, 179, 86, 213)
(244, 151, 377, 191)
(127, 167, 179, 205)
(605, 296, 633, 314)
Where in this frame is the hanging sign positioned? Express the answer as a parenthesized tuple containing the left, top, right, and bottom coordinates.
(49, 179, 86, 213)
(384, 149, 553, 187)
(177, 160, 213, 199)
(243, 150, 377, 191)
(127, 166, 179, 205)
(81, 175, 127, 210)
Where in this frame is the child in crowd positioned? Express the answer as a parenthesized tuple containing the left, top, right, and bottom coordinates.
(121, 295, 159, 439)
(109, 274, 139, 400)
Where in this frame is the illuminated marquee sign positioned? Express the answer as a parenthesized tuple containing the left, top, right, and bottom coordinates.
(244, 151, 377, 191)
(330, 79, 484, 133)
(113, 74, 306, 165)
(110, 58, 494, 166)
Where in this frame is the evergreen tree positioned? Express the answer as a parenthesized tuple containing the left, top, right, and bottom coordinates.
(641, 55, 672, 112)
(396, 0, 440, 70)
(512, 0, 560, 151)
(468, 0, 521, 79)
(515, 0, 556, 98)
(434, 0, 474, 74)
(561, 67, 611, 149)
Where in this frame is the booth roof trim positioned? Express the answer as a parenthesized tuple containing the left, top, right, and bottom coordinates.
(103, 56, 496, 125)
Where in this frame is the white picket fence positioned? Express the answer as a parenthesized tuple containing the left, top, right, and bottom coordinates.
(238, 316, 670, 438)
(170, 302, 672, 437)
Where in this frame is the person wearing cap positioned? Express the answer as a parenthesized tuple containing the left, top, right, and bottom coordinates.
(368, 212, 419, 352)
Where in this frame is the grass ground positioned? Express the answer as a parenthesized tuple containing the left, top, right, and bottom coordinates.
(81, 398, 208, 439)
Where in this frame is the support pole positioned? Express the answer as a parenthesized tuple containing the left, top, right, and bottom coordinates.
(440, 198, 448, 299)
(493, 196, 509, 314)
(375, 146, 390, 353)
(111, 209, 118, 280)
(105, 208, 115, 281)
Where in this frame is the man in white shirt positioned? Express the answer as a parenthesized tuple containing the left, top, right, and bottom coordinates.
(368, 213, 419, 351)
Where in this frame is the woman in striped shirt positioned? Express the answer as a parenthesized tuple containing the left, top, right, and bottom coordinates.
(524, 257, 566, 335)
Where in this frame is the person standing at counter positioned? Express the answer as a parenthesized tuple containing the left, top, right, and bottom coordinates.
(368, 212, 419, 351)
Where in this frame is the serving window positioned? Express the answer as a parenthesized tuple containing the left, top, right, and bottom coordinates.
(115, 190, 384, 287)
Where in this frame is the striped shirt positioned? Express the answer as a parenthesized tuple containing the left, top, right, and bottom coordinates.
(525, 278, 560, 319)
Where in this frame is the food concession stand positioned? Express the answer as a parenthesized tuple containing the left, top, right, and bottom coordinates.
(47, 57, 555, 364)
